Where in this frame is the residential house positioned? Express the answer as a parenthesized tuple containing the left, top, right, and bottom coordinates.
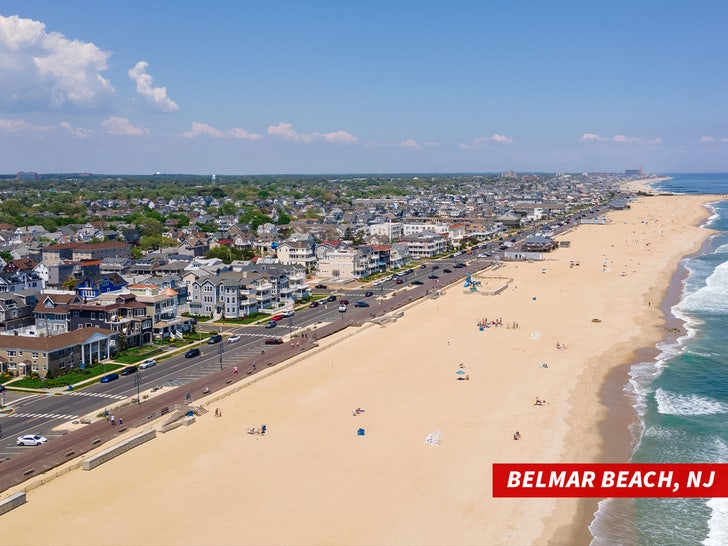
(0, 328, 116, 379)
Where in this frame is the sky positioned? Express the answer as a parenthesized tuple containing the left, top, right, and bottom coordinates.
(1, 1, 728, 175)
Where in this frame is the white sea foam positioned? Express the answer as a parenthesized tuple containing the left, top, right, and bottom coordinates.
(654, 388, 728, 416)
(678, 260, 728, 316)
(703, 498, 728, 546)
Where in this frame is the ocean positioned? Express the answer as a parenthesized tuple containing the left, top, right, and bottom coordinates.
(590, 174, 728, 546)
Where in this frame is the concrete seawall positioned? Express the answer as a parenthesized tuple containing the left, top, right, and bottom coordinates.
(0, 492, 26, 516)
(82, 429, 156, 471)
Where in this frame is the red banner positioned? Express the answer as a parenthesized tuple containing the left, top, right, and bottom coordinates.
(492, 463, 728, 498)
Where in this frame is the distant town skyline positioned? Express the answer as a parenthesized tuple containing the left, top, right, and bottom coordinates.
(1, 2, 728, 175)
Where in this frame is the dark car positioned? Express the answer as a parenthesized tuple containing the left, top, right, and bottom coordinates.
(264, 321, 277, 329)
(264, 337, 284, 345)
(309, 301, 320, 308)
(354, 301, 370, 308)
(420, 264, 427, 269)
(432, 265, 440, 270)
(428, 274, 439, 279)
(395, 278, 403, 285)
(364, 291, 373, 297)
(315, 284, 328, 289)
(340, 299, 350, 305)
(326, 294, 337, 302)
(454, 263, 466, 268)
(100, 373, 119, 383)
(185, 348, 201, 358)
(120, 366, 138, 376)
(411, 280, 424, 285)
(207, 334, 223, 344)
(443, 268, 453, 273)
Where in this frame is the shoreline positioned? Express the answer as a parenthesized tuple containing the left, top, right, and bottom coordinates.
(0, 189, 721, 546)
(551, 181, 719, 546)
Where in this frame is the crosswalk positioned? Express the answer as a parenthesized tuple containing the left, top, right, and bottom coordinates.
(10, 411, 79, 420)
(68, 391, 127, 401)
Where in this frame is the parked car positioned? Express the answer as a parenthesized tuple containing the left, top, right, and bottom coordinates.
(338, 304, 347, 313)
(16, 434, 47, 446)
(411, 280, 424, 285)
(354, 301, 370, 307)
(326, 294, 337, 302)
(364, 291, 374, 297)
(264, 337, 284, 345)
(420, 264, 427, 269)
(309, 301, 320, 308)
(395, 278, 403, 285)
(100, 373, 120, 383)
(185, 348, 201, 358)
(139, 359, 157, 369)
(227, 334, 241, 343)
(264, 321, 277, 329)
(443, 268, 453, 273)
(207, 334, 223, 344)
(432, 265, 440, 270)
(454, 263, 466, 268)
(282, 310, 295, 318)
(270, 314, 284, 321)
(120, 366, 138, 376)
(315, 284, 328, 289)
(0, 384, 6, 393)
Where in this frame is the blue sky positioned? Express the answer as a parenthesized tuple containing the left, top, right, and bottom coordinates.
(1, 1, 728, 175)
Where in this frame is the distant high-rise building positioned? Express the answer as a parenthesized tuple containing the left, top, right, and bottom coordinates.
(624, 167, 644, 176)
(16, 171, 39, 181)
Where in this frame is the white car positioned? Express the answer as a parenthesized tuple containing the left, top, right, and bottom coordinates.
(338, 304, 347, 313)
(17, 434, 48, 446)
(139, 359, 157, 369)
(281, 310, 295, 318)
(227, 334, 241, 343)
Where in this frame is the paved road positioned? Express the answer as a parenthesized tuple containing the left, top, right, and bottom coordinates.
(0, 258, 493, 494)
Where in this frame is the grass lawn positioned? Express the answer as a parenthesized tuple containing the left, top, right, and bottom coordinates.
(11, 363, 124, 389)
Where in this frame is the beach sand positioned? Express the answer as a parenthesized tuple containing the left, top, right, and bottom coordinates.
(0, 191, 717, 546)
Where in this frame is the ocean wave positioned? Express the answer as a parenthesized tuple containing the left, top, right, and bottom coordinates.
(655, 388, 728, 416)
(678, 261, 728, 316)
(703, 498, 728, 546)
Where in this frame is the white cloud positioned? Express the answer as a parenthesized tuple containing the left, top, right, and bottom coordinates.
(490, 133, 514, 144)
(59, 121, 91, 138)
(182, 122, 224, 138)
(319, 130, 357, 143)
(182, 122, 262, 140)
(0, 15, 115, 111)
(267, 122, 357, 144)
(700, 136, 716, 143)
(460, 134, 514, 149)
(580, 133, 607, 142)
(128, 61, 179, 112)
(399, 139, 420, 149)
(227, 128, 263, 140)
(102, 116, 149, 136)
(612, 134, 638, 143)
(0, 118, 49, 133)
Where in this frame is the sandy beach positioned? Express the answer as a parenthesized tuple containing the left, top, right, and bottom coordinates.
(0, 189, 718, 546)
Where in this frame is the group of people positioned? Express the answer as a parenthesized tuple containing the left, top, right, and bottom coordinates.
(247, 424, 267, 435)
(535, 397, 547, 406)
(352, 407, 365, 416)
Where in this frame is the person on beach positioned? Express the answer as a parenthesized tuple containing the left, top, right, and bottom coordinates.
(513, 431, 521, 440)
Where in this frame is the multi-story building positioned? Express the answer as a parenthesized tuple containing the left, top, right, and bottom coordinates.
(0, 328, 116, 379)
(42, 241, 131, 266)
(400, 231, 449, 258)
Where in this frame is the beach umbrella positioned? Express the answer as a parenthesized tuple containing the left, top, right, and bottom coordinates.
(456, 370, 466, 375)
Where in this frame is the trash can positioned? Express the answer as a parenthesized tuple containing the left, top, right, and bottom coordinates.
(67, 385, 73, 391)
(357, 428, 365, 436)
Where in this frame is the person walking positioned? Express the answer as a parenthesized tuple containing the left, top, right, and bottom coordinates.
(111, 415, 115, 426)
